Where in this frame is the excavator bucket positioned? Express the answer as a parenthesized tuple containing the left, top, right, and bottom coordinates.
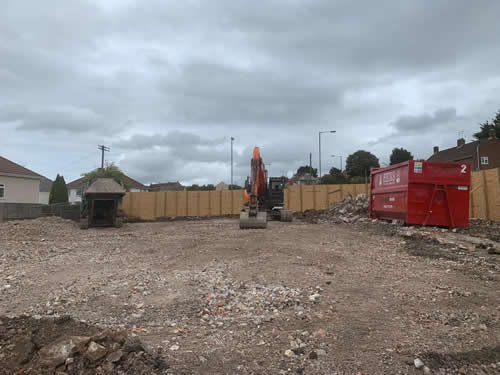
(279, 209, 293, 222)
(239, 210, 267, 229)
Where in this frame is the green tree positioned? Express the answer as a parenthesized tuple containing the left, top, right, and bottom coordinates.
(81, 163, 131, 191)
(349, 176, 368, 184)
(345, 150, 380, 177)
(186, 184, 216, 191)
(49, 174, 69, 204)
(296, 165, 317, 177)
(390, 147, 414, 165)
(320, 167, 347, 184)
(473, 110, 500, 139)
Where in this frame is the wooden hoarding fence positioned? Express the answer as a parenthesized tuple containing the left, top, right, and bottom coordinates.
(121, 171, 500, 221)
(121, 190, 245, 220)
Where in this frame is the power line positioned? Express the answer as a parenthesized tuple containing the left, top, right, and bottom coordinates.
(52, 151, 96, 172)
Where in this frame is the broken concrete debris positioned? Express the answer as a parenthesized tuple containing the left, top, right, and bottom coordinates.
(0, 315, 168, 375)
(295, 193, 370, 224)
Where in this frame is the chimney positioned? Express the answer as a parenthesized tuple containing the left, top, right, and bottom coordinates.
(489, 128, 497, 140)
(457, 138, 465, 147)
(433, 146, 439, 154)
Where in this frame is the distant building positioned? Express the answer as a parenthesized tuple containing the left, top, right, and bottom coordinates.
(67, 174, 148, 203)
(215, 182, 229, 191)
(287, 173, 319, 186)
(428, 130, 500, 171)
(0, 156, 41, 204)
(149, 182, 185, 192)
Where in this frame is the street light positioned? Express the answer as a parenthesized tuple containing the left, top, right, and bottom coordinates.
(230, 137, 234, 189)
(318, 130, 336, 178)
(331, 155, 343, 172)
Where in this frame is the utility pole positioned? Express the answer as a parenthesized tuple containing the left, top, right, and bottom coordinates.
(230, 137, 234, 189)
(309, 152, 313, 184)
(98, 145, 110, 169)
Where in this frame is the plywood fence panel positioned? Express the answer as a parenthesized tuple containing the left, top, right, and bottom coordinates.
(199, 191, 210, 216)
(176, 191, 187, 217)
(283, 184, 369, 212)
(165, 192, 177, 217)
(485, 168, 500, 221)
(286, 185, 301, 212)
(327, 184, 343, 207)
(221, 191, 233, 215)
(470, 171, 485, 219)
(136, 192, 155, 220)
(314, 185, 328, 210)
(468, 168, 500, 221)
(209, 191, 222, 216)
(301, 185, 315, 211)
(155, 192, 165, 218)
(187, 191, 199, 216)
(232, 190, 244, 214)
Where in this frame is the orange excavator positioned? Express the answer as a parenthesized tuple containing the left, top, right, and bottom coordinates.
(240, 147, 292, 229)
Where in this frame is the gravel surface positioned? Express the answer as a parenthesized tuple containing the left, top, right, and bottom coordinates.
(0, 216, 499, 374)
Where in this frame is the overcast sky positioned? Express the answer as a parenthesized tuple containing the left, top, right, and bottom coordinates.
(1, 1, 499, 186)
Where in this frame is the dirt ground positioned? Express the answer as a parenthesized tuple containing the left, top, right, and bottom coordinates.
(1, 216, 499, 374)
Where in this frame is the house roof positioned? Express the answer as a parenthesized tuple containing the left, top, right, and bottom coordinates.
(85, 178, 126, 194)
(39, 176, 53, 192)
(427, 140, 479, 162)
(124, 175, 148, 190)
(149, 182, 184, 191)
(67, 174, 148, 190)
(0, 156, 41, 179)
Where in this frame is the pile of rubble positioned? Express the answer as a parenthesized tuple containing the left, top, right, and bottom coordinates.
(187, 267, 324, 326)
(295, 194, 370, 224)
(327, 193, 369, 223)
(0, 315, 168, 375)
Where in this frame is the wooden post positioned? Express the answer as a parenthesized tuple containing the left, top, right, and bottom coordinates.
(481, 170, 490, 220)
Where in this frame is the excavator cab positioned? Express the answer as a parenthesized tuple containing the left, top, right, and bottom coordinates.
(267, 177, 293, 222)
(239, 148, 292, 229)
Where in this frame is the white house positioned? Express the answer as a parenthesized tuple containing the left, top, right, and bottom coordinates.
(67, 174, 148, 203)
(0, 156, 40, 204)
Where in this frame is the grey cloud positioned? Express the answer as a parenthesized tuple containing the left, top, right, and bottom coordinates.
(157, 60, 342, 126)
(113, 131, 225, 150)
(0, 105, 105, 133)
(392, 108, 458, 134)
(1, 0, 499, 185)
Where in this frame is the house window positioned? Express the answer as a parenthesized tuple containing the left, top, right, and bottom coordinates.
(0, 184, 4, 199)
(481, 156, 489, 165)
(76, 188, 82, 196)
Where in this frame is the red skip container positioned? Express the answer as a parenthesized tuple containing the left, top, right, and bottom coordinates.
(370, 160, 471, 228)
